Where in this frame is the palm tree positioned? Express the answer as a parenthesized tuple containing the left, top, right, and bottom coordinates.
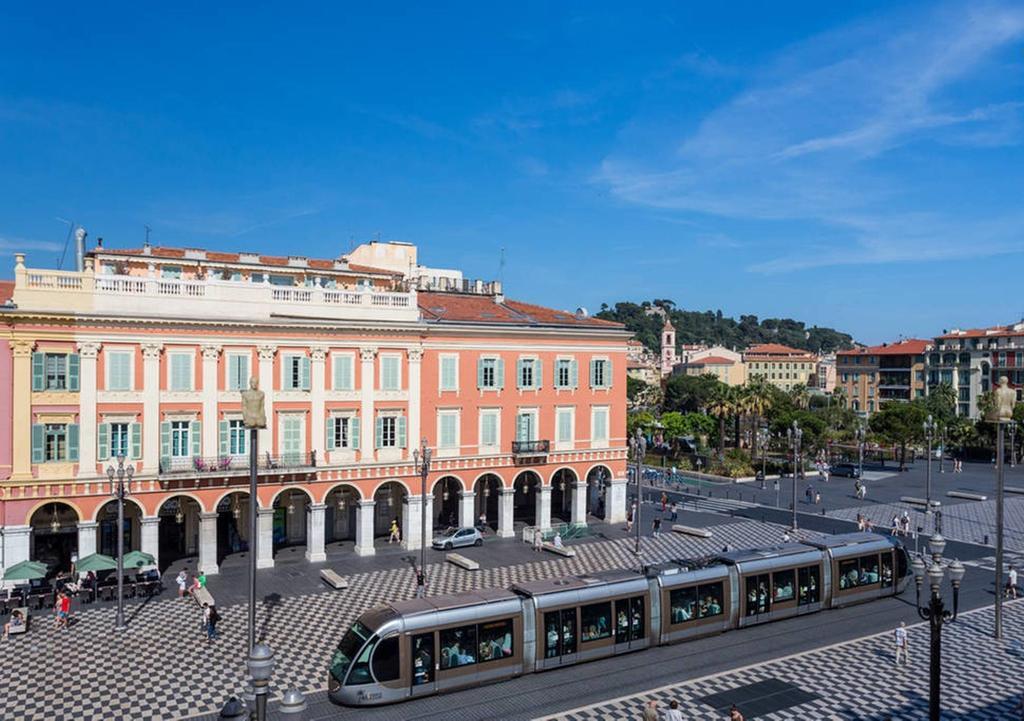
(708, 386, 734, 459)
(831, 386, 848, 409)
(790, 383, 811, 411)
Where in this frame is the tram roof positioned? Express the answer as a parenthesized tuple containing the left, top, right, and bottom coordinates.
(386, 588, 518, 616)
(713, 542, 817, 564)
(799, 532, 894, 550)
(511, 569, 640, 596)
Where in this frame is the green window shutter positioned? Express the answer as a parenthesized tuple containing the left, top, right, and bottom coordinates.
(516, 359, 524, 390)
(606, 360, 612, 388)
(535, 360, 542, 389)
(160, 421, 171, 468)
(191, 421, 201, 456)
(219, 420, 229, 456)
(477, 358, 485, 389)
(516, 414, 527, 442)
(441, 356, 456, 390)
(67, 424, 80, 461)
(397, 416, 407, 448)
(335, 355, 352, 390)
(32, 353, 44, 391)
(98, 423, 110, 461)
(130, 423, 142, 459)
(482, 413, 496, 446)
(495, 358, 505, 390)
(350, 417, 360, 449)
(31, 424, 45, 463)
(570, 359, 578, 388)
(68, 354, 81, 391)
(301, 356, 311, 390)
(589, 359, 597, 388)
(325, 417, 336, 450)
(375, 417, 383, 449)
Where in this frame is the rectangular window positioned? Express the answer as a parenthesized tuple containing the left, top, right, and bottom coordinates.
(556, 408, 574, 443)
(110, 423, 130, 458)
(516, 412, 535, 442)
(330, 417, 349, 449)
(281, 415, 303, 463)
(477, 619, 513, 663)
(229, 419, 247, 456)
(669, 586, 697, 623)
(772, 569, 796, 603)
(227, 354, 250, 391)
(161, 265, 182, 279)
(480, 410, 499, 448)
(439, 411, 458, 449)
(333, 353, 354, 391)
(377, 416, 401, 448)
(798, 566, 820, 605)
(556, 359, 575, 388)
(412, 633, 435, 686)
(170, 421, 191, 457)
(45, 423, 68, 461)
(697, 583, 724, 618)
(590, 358, 610, 388)
(581, 602, 611, 642)
(518, 358, 536, 389)
(592, 407, 609, 442)
(283, 354, 310, 390)
(440, 355, 458, 391)
(45, 353, 68, 390)
(169, 353, 193, 391)
(107, 351, 133, 391)
(380, 355, 400, 390)
(439, 625, 477, 669)
(745, 574, 771, 616)
(479, 357, 498, 388)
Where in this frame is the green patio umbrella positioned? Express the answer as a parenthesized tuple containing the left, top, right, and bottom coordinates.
(121, 550, 156, 569)
(74, 553, 118, 573)
(2, 560, 49, 581)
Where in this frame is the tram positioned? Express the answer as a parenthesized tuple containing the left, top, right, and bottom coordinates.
(327, 532, 910, 706)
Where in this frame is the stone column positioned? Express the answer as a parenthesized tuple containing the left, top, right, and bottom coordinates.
(309, 347, 327, 464)
(141, 343, 163, 472)
(359, 348, 376, 463)
(198, 512, 220, 576)
(306, 503, 327, 563)
(1, 526, 32, 584)
(536, 485, 552, 531)
(257, 345, 277, 456)
(354, 499, 376, 556)
(403, 495, 423, 550)
(201, 345, 221, 457)
(571, 481, 588, 525)
(140, 516, 161, 568)
(77, 341, 101, 478)
(608, 478, 628, 524)
(407, 347, 423, 457)
(257, 508, 275, 569)
(497, 488, 516, 538)
(459, 490, 476, 528)
(10, 340, 34, 480)
(77, 521, 99, 559)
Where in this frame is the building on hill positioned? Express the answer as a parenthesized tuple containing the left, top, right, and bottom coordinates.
(811, 354, 837, 393)
(0, 238, 630, 583)
(660, 318, 677, 376)
(837, 339, 929, 416)
(681, 355, 746, 386)
(743, 343, 818, 392)
(928, 322, 1024, 419)
(626, 339, 660, 386)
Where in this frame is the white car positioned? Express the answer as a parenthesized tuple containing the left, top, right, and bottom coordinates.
(431, 526, 484, 550)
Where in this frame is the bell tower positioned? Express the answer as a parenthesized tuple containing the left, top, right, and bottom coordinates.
(661, 318, 677, 375)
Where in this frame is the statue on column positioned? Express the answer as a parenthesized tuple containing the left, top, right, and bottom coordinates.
(241, 378, 267, 429)
(989, 375, 1017, 423)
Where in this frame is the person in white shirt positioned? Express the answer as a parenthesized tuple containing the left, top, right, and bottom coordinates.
(552, 533, 564, 549)
(176, 569, 188, 599)
(1007, 565, 1019, 599)
(894, 621, 909, 666)
(663, 699, 685, 721)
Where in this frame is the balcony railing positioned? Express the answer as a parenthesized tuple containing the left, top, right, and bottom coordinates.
(512, 440, 550, 456)
(159, 451, 315, 476)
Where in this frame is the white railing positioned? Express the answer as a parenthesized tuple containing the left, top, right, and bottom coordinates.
(26, 271, 83, 290)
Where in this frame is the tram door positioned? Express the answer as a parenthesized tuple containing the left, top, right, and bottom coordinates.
(410, 632, 436, 697)
(614, 596, 646, 652)
(541, 609, 577, 668)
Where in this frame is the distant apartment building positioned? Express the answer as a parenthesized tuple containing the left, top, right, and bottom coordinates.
(626, 339, 660, 386)
(812, 354, 837, 393)
(677, 346, 745, 386)
(837, 339, 929, 415)
(743, 343, 818, 392)
(928, 322, 1024, 418)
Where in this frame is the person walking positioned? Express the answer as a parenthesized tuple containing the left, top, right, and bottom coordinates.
(652, 517, 662, 538)
(894, 621, 909, 666)
(669, 502, 678, 522)
(176, 569, 188, 599)
(626, 502, 635, 533)
(1007, 565, 1019, 599)
(660, 492, 668, 513)
(533, 530, 543, 552)
(805, 485, 814, 504)
(388, 518, 401, 544)
(729, 704, 745, 721)
(814, 491, 821, 506)
(663, 700, 684, 721)
(782, 530, 791, 543)
(641, 700, 658, 721)
(202, 603, 218, 641)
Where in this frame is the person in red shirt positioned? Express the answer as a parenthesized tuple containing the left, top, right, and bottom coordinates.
(58, 592, 71, 631)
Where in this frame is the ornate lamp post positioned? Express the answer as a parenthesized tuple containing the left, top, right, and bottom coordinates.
(786, 421, 802, 530)
(105, 455, 135, 631)
(412, 439, 432, 597)
(247, 643, 276, 721)
(910, 534, 965, 721)
(923, 414, 936, 516)
(628, 428, 647, 555)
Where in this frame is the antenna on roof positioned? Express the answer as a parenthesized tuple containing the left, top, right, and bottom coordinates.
(55, 217, 74, 270)
(144, 224, 152, 248)
(497, 246, 506, 283)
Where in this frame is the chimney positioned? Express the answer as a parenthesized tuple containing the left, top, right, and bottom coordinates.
(74, 227, 87, 271)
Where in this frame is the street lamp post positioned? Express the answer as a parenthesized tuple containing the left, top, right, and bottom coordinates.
(996, 420, 1006, 639)
(855, 424, 866, 482)
(1010, 423, 1017, 469)
(757, 426, 769, 489)
(628, 428, 647, 556)
(412, 439, 432, 597)
(247, 643, 276, 721)
(786, 422, 802, 531)
(939, 426, 946, 474)
(923, 414, 936, 517)
(105, 455, 135, 631)
(911, 534, 965, 721)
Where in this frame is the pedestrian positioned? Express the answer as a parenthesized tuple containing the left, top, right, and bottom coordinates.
(553, 532, 564, 549)
(854, 479, 861, 499)
(626, 502, 635, 532)
(642, 700, 658, 721)
(478, 512, 487, 532)
(661, 492, 667, 512)
(670, 502, 678, 522)
(857, 514, 865, 532)
(533, 530, 543, 552)
(652, 517, 662, 537)
(891, 515, 899, 536)
(823, 466, 830, 484)
(202, 603, 218, 641)
(53, 592, 68, 630)
(814, 491, 821, 506)
(860, 482, 867, 501)
(894, 621, 909, 666)
(197, 571, 207, 588)
(1007, 565, 1019, 599)
(176, 569, 188, 599)
(389, 518, 401, 544)
(782, 530, 791, 543)
(730, 704, 745, 721)
(663, 699, 684, 721)
(805, 485, 813, 504)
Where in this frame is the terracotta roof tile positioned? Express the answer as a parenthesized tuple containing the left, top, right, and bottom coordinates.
(837, 339, 930, 357)
(95, 246, 401, 276)
(0, 279, 13, 303)
(744, 343, 816, 358)
(418, 292, 623, 329)
(689, 355, 734, 365)
(936, 325, 1024, 339)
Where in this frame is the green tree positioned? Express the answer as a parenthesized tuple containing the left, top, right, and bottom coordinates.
(708, 386, 737, 457)
(627, 410, 656, 437)
(870, 400, 928, 471)
(663, 373, 724, 414)
(926, 382, 957, 427)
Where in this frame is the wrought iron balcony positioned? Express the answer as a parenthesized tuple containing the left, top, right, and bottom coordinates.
(158, 451, 315, 476)
(512, 440, 550, 456)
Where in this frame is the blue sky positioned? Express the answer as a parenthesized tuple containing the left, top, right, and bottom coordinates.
(2, 2, 1022, 343)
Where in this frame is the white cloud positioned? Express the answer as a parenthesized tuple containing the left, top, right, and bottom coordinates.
(599, 1, 1024, 272)
(0, 234, 64, 253)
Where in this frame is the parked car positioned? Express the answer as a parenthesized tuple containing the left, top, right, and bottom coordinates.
(431, 526, 483, 550)
(831, 463, 861, 478)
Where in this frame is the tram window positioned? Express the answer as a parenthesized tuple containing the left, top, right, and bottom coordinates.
(346, 637, 377, 685)
(439, 625, 477, 669)
(897, 548, 908, 579)
(581, 602, 611, 642)
(478, 619, 513, 663)
(561, 609, 577, 654)
(371, 636, 400, 683)
(669, 586, 697, 624)
(544, 612, 561, 658)
(745, 574, 771, 616)
(412, 633, 434, 686)
(697, 583, 723, 618)
(798, 566, 820, 605)
(858, 553, 880, 585)
(881, 554, 894, 586)
(331, 621, 370, 685)
(630, 596, 645, 640)
(772, 569, 796, 602)
(615, 600, 630, 644)
(838, 559, 860, 589)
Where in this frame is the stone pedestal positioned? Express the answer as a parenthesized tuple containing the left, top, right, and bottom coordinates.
(305, 503, 327, 563)
(571, 482, 588, 525)
(536, 486, 552, 531)
(497, 488, 516, 538)
(198, 512, 220, 576)
(459, 490, 476, 528)
(608, 478, 628, 524)
(140, 516, 160, 568)
(77, 521, 99, 559)
(354, 500, 376, 556)
(257, 509, 275, 569)
(403, 495, 423, 550)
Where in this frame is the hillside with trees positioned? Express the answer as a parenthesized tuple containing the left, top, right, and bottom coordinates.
(596, 299, 855, 353)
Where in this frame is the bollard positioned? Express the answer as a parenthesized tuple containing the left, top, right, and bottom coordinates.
(218, 697, 248, 720)
(279, 689, 308, 715)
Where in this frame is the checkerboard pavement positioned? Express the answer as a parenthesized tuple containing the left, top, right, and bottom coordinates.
(0, 520, 819, 721)
(539, 599, 1024, 721)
